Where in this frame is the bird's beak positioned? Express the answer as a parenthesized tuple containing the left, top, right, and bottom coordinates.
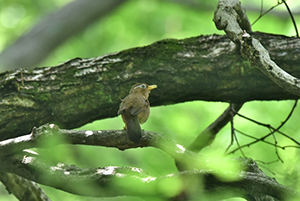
(147, 85, 157, 90)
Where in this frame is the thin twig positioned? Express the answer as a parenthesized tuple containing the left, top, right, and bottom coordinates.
(225, 104, 236, 152)
(282, 0, 299, 37)
(235, 129, 285, 149)
(188, 103, 243, 152)
(271, 133, 284, 163)
(283, 145, 300, 149)
(233, 100, 297, 133)
(256, 161, 278, 176)
(229, 100, 299, 154)
(260, 0, 263, 16)
(277, 100, 298, 131)
(225, 104, 246, 157)
(256, 159, 281, 165)
(252, 1, 284, 26)
(232, 129, 246, 157)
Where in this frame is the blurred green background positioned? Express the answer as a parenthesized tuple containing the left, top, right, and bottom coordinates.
(1, 0, 300, 200)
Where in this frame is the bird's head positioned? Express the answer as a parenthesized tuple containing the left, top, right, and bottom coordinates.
(129, 83, 157, 98)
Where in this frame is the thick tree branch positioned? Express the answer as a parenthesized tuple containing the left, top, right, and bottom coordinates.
(0, 124, 200, 171)
(0, 124, 298, 200)
(1, 33, 300, 140)
(213, 0, 300, 96)
(0, 0, 125, 71)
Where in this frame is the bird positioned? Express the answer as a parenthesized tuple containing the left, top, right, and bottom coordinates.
(118, 83, 157, 143)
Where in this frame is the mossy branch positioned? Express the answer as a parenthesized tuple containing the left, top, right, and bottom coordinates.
(1, 33, 300, 140)
(213, 0, 300, 96)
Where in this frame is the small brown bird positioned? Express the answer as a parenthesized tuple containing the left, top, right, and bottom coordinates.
(118, 83, 157, 143)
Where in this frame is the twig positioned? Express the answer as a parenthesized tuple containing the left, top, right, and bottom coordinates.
(277, 100, 298, 129)
(214, 0, 300, 96)
(283, 145, 300, 149)
(225, 104, 246, 157)
(271, 132, 283, 163)
(188, 103, 243, 152)
(226, 104, 236, 151)
(228, 100, 299, 154)
(282, 0, 299, 37)
(232, 110, 271, 128)
(255, 161, 277, 175)
(233, 100, 297, 134)
(235, 129, 285, 149)
(252, 1, 284, 26)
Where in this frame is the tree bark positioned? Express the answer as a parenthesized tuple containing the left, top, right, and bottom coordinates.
(0, 172, 51, 201)
(0, 124, 298, 200)
(1, 33, 299, 140)
(214, 0, 300, 96)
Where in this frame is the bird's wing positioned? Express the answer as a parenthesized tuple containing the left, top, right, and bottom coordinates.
(129, 96, 148, 116)
(117, 98, 127, 114)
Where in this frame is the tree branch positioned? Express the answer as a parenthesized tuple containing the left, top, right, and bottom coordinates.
(0, 0, 125, 71)
(0, 124, 200, 171)
(213, 0, 300, 96)
(188, 103, 243, 152)
(1, 33, 300, 140)
(0, 124, 298, 200)
(0, 172, 51, 201)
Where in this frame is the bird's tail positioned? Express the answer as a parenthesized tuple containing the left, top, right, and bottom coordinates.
(126, 115, 142, 143)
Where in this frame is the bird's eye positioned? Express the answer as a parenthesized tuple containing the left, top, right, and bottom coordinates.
(133, 84, 147, 90)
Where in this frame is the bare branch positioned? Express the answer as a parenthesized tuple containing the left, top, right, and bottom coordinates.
(251, 1, 284, 26)
(227, 104, 246, 157)
(214, 0, 300, 96)
(0, 124, 202, 171)
(228, 100, 300, 154)
(188, 103, 243, 152)
(282, 0, 299, 37)
(0, 124, 298, 200)
(235, 129, 286, 149)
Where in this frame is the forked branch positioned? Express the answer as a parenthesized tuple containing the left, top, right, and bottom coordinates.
(214, 0, 300, 96)
(188, 103, 243, 152)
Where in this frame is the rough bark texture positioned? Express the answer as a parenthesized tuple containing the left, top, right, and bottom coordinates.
(1, 33, 300, 140)
(214, 0, 300, 96)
